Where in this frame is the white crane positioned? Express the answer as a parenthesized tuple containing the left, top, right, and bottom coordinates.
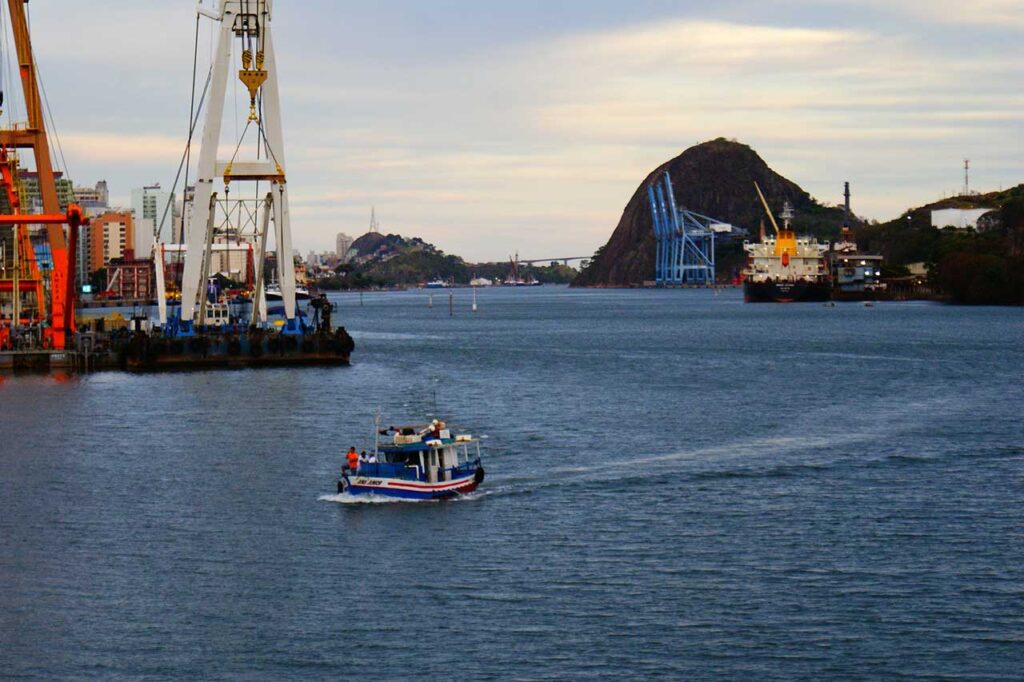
(179, 0, 297, 329)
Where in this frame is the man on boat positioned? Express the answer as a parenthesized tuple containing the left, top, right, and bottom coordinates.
(346, 447, 359, 473)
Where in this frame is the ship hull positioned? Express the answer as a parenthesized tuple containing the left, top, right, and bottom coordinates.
(744, 279, 830, 303)
(121, 328, 354, 371)
(831, 287, 893, 302)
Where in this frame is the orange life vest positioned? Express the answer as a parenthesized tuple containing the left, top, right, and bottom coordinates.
(346, 450, 359, 470)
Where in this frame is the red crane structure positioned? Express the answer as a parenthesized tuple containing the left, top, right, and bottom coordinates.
(0, 0, 85, 351)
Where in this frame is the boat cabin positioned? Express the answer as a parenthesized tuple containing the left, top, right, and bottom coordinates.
(357, 421, 482, 483)
(372, 436, 480, 483)
(204, 303, 230, 327)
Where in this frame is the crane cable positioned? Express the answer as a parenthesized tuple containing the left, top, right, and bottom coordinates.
(157, 11, 205, 244)
(0, 1, 13, 127)
(25, 3, 70, 182)
(0, 1, 4, 116)
(156, 66, 213, 245)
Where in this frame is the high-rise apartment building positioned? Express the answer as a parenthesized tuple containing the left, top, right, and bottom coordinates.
(131, 184, 175, 260)
(14, 169, 75, 212)
(72, 181, 111, 288)
(336, 232, 353, 262)
(87, 211, 134, 274)
(74, 180, 109, 216)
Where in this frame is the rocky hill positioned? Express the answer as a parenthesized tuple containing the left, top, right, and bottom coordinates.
(350, 232, 433, 264)
(573, 138, 852, 287)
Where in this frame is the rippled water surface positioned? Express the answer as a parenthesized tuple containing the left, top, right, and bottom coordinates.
(2, 288, 1023, 679)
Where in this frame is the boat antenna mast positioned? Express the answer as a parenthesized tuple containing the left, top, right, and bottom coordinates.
(374, 408, 382, 457)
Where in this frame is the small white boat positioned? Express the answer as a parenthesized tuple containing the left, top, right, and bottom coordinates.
(265, 283, 311, 301)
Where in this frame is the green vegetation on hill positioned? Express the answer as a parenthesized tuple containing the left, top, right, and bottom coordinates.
(314, 232, 578, 289)
(857, 185, 1024, 304)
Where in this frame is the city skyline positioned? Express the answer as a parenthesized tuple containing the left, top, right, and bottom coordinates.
(13, 0, 1024, 261)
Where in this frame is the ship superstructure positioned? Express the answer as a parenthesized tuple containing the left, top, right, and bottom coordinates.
(742, 183, 829, 302)
(828, 227, 885, 300)
(827, 184, 887, 301)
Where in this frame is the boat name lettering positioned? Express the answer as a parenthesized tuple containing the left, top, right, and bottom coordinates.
(354, 478, 384, 485)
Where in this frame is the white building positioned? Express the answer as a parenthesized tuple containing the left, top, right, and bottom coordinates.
(74, 180, 109, 217)
(132, 184, 175, 258)
(212, 237, 251, 281)
(930, 208, 995, 230)
(336, 232, 353, 262)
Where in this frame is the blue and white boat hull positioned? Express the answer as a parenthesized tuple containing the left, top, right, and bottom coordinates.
(340, 469, 484, 500)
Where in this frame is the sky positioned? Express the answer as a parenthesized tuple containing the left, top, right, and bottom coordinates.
(8, 0, 1023, 261)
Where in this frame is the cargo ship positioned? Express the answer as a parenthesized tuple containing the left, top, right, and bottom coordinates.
(742, 184, 830, 303)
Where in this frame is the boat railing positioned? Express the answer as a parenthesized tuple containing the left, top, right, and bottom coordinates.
(445, 459, 481, 481)
(355, 458, 478, 482)
(356, 462, 420, 481)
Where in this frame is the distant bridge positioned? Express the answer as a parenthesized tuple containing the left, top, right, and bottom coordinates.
(515, 256, 590, 266)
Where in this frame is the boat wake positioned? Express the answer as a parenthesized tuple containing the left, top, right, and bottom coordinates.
(490, 393, 971, 495)
(319, 492, 420, 505)
(488, 428, 923, 495)
(318, 489, 491, 505)
(347, 331, 446, 341)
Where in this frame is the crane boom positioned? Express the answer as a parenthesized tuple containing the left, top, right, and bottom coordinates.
(0, 0, 82, 349)
(754, 182, 781, 235)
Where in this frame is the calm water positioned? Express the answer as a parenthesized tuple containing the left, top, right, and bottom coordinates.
(2, 287, 1023, 679)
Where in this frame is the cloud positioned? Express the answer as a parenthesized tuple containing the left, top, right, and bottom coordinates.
(559, 20, 869, 71)
(875, 0, 1024, 28)
(60, 132, 184, 165)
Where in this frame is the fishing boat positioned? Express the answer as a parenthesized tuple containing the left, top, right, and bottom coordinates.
(502, 252, 541, 286)
(424, 278, 448, 289)
(338, 419, 485, 500)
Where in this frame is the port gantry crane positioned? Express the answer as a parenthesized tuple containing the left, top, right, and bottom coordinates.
(647, 171, 719, 286)
(177, 0, 298, 333)
(0, 0, 85, 351)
